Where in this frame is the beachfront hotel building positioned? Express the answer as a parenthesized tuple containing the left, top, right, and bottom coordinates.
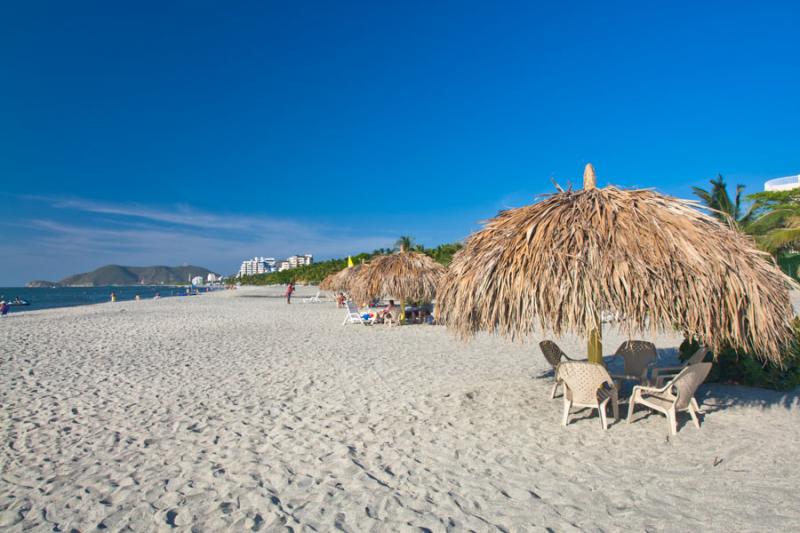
(238, 257, 277, 277)
(238, 255, 313, 276)
(277, 254, 314, 272)
(764, 174, 800, 191)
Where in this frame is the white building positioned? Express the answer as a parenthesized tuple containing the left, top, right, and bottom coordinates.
(287, 254, 314, 268)
(238, 257, 277, 277)
(191, 276, 205, 286)
(207, 273, 218, 283)
(278, 261, 291, 272)
(764, 174, 800, 192)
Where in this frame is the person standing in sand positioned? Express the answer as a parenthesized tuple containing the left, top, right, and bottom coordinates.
(285, 282, 295, 304)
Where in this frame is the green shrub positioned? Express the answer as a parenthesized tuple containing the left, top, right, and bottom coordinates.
(679, 319, 800, 390)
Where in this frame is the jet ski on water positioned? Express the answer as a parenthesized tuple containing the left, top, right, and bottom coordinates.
(1, 297, 30, 306)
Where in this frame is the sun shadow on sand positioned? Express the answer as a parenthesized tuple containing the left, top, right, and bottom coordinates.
(699, 384, 800, 411)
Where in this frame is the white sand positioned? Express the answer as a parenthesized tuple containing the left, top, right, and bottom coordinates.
(1, 286, 798, 532)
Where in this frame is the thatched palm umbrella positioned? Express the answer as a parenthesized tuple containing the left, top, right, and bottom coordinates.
(437, 164, 795, 365)
(350, 247, 446, 321)
(320, 263, 367, 294)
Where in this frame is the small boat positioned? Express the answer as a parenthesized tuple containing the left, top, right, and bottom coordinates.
(5, 299, 30, 307)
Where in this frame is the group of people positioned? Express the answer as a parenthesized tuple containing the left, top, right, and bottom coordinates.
(285, 283, 434, 325)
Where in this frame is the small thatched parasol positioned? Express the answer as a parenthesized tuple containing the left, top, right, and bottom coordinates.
(320, 263, 368, 293)
(350, 247, 446, 320)
(436, 164, 795, 365)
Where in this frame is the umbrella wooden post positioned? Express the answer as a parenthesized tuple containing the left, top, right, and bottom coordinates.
(588, 327, 603, 364)
(400, 298, 406, 324)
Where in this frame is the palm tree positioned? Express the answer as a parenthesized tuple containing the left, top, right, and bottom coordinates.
(394, 235, 415, 252)
(692, 175, 754, 226)
(745, 189, 800, 255)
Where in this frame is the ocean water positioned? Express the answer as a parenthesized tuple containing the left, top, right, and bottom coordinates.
(0, 286, 208, 314)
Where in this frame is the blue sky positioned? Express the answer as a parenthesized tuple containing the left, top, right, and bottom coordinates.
(1, 1, 799, 284)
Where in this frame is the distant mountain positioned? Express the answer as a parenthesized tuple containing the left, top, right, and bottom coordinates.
(31, 265, 218, 287)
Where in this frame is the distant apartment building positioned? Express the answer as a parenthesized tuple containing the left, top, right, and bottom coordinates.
(288, 254, 313, 268)
(764, 174, 800, 192)
(277, 254, 313, 272)
(238, 257, 277, 277)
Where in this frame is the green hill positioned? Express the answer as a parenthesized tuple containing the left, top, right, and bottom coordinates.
(52, 265, 217, 287)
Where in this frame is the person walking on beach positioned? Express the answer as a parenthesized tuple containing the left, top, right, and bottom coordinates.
(285, 282, 295, 304)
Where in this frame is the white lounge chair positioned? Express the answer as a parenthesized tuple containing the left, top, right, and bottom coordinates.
(343, 301, 369, 325)
(558, 361, 620, 430)
(627, 362, 712, 435)
(302, 291, 326, 303)
(651, 346, 709, 387)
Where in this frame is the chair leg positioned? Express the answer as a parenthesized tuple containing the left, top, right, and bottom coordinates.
(627, 399, 636, 424)
(611, 395, 620, 421)
(691, 397, 704, 414)
(550, 381, 560, 399)
(688, 405, 701, 429)
(667, 410, 677, 435)
(598, 401, 608, 430)
(562, 399, 571, 426)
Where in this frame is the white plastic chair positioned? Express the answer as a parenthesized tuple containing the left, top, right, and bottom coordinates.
(539, 340, 582, 399)
(627, 362, 712, 435)
(610, 340, 657, 388)
(651, 346, 709, 387)
(558, 361, 620, 430)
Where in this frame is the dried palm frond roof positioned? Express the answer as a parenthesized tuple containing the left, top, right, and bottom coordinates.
(320, 264, 367, 292)
(436, 164, 795, 364)
(350, 250, 446, 303)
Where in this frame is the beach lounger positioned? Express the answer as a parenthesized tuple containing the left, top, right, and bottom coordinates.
(627, 362, 712, 435)
(303, 291, 326, 303)
(539, 340, 581, 399)
(651, 346, 709, 387)
(558, 361, 620, 430)
(610, 340, 657, 388)
(343, 301, 369, 325)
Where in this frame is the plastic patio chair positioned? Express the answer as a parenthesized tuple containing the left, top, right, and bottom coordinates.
(627, 362, 712, 435)
(558, 361, 620, 430)
(539, 340, 581, 399)
(651, 346, 709, 387)
(610, 340, 657, 388)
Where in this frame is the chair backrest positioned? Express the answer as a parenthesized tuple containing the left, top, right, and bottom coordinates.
(346, 301, 360, 314)
(539, 340, 567, 370)
(686, 346, 709, 365)
(670, 362, 712, 409)
(615, 341, 657, 376)
(558, 361, 614, 404)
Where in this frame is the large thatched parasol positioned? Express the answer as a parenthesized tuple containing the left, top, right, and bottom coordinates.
(320, 263, 367, 293)
(350, 248, 446, 320)
(436, 164, 795, 365)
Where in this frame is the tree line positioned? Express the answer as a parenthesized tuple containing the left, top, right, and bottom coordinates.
(234, 238, 463, 286)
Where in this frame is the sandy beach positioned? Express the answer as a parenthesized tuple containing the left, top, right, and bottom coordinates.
(1, 286, 799, 532)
